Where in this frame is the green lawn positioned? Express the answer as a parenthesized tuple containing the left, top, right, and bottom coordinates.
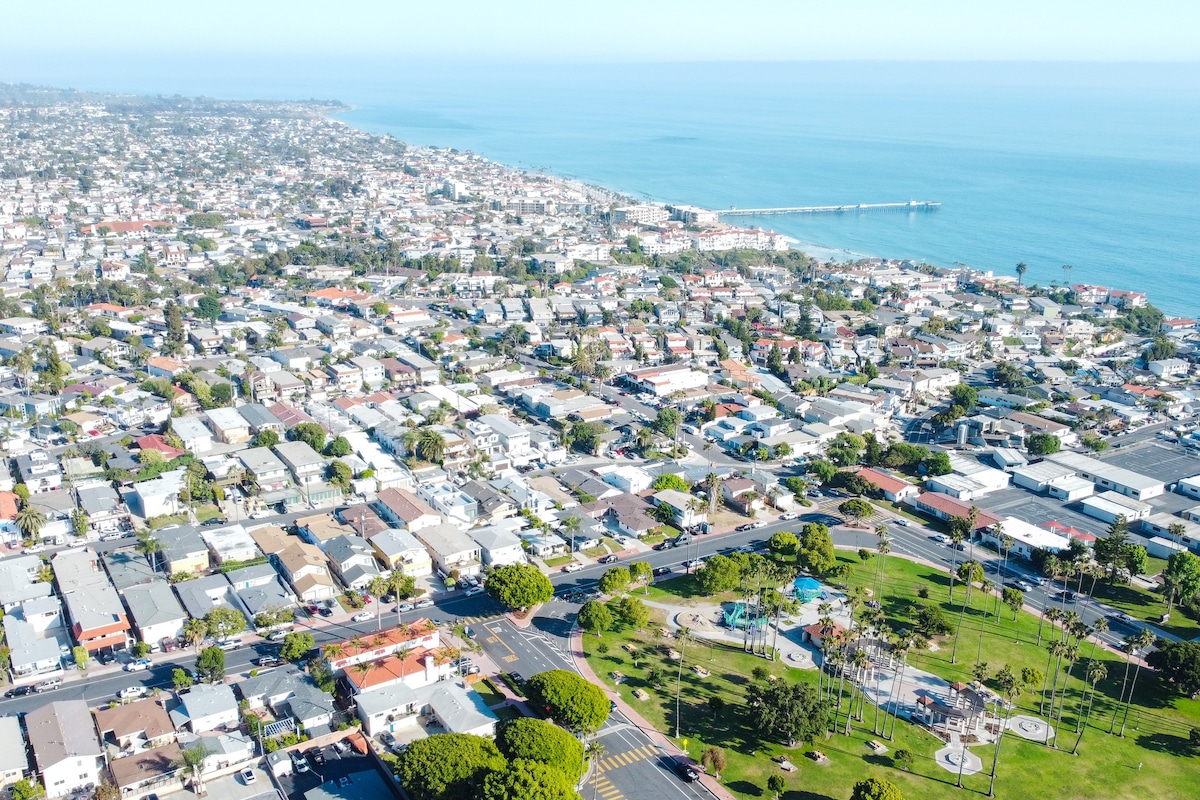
(473, 678, 506, 707)
(545, 554, 576, 568)
(1088, 578, 1199, 639)
(582, 558, 1200, 800)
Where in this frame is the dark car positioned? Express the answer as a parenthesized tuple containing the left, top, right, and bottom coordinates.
(305, 748, 326, 768)
(202, 517, 228, 527)
(673, 759, 699, 782)
(505, 673, 526, 693)
(318, 607, 334, 617)
(4, 685, 33, 698)
(598, 554, 618, 564)
(379, 731, 398, 749)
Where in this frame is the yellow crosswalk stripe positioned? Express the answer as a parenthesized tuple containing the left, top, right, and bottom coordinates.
(599, 788, 622, 799)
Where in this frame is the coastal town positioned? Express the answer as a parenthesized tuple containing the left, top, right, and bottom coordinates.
(0, 87, 1199, 800)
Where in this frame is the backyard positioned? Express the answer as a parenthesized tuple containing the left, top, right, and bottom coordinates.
(581, 551, 1200, 800)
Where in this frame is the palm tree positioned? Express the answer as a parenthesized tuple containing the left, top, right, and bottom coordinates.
(1015, 261, 1028, 286)
(15, 505, 46, 542)
(1116, 629, 1155, 736)
(703, 472, 720, 515)
(976, 578, 994, 664)
(352, 661, 373, 689)
(585, 741, 606, 800)
(674, 626, 692, 739)
(323, 642, 347, 664)
(416, 428, 446, 464)
(182, 618, 208, 651)
(988, 665, 1025, 798)
(1070, 660, 1108, 754)
(135, 532, 160, 572)
(951, 560, 981, 664)
(874, 524, 890, 600)
(845, 648, 870, 734)
(1051, 643, 1079, 744)
(172, 742, 211, 796)
(635, 427, 653, 454)
(1040, 635, 1062, 716)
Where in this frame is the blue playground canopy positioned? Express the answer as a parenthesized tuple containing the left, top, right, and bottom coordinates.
(793, 576, 823, 602)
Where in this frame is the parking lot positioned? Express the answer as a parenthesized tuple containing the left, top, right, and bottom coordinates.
(275, 742, 393, 800)
(1100, 440, 1200, 483)
(203, 767, 279, 800)
(982, 487, 1106, 536)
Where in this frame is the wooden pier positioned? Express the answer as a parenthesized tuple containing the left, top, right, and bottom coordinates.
(719, 200, 940, 216)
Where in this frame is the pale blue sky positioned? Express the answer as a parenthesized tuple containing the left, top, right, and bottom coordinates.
(2, 0, 1197, 63)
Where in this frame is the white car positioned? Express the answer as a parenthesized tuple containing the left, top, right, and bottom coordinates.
(683, 559, 705, 569)
(464, 586, 486, 597)
(124, 658, 152, 672)
(117, 686, 148, 700)
(395, 602, 415, 613)
(563, 562, 584, 573)
(779, 512, 799, 521)
(22, 545, 45, 555)
(894, 519, 911, 527)
(240, 769, 256, 785)
(352, 611, 374, 623)
(931, 534, 950, 544)
(267, 630, 289, 641)
(415, 599, 435, 609)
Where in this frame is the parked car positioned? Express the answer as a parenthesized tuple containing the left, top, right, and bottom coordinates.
(733, 545, 754, 554)
(598, 554, 619, 564)
(318, 607, 334, 617)
(415, 599, 435, 609)
(352, 611, 374, 623)
(930, 533, 950, 543)
(379, 732, 398, 749)
(779, 512, 799, 521)
(395, 602, 415, 613)
(305, 748, 325, 768)
(202, 517, 228, 527)
(563, 562, 584, 573)
(653, 541, 673, 551)
(290, 752, 310, 774)
(683, 559, 705, 569)
(160, 638, 178, 652)
(124, 658, 152, 672)
(652, 566, 672, 576)
(463, 585, 486, 597)
(217, 639, 244, 651)
(4, 685, 33, 698)
(240, 769, 256, 785)
(255, 656, 282, 668)
(118, 684, 148, 699)
(267, 630, 289, 642)
(735, 523, 756, 532)
(505, 673, 526, 693)
(34, 677, 62, 692)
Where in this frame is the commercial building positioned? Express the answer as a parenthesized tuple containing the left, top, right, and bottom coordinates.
(1045, 451, 1165, 501)
(982, 517, 1069, 559)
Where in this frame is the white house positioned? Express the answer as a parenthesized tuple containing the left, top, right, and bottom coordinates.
(26, 701, 104, 798)
(169, 683, 239, 733)
(471, 523, 527, 568)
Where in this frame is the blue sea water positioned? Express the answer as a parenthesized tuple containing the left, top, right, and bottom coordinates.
(11, 60, 1198, 315)
(332, 62, 1200, 316)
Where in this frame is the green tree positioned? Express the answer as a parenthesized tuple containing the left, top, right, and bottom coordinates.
(922, 451, 953, 476)
(1147, 640, 1200, 698)
(173, 667, 194, 690)
(196, 645, 226, 682)
(654, 407, 681, 438)
(651, 473, 689, 492)
(394, 733, 506, 800)
(327, 460, 353, 491)
(838, 498, 873, 526)
(696, 554, 743, 594)
(767, 530, 799, 556)
(204, 607, 246, 639)
(486, 563, 554, 610)
(289, 421, 327, 453)
(745, 679, 830, 746)
(197, 295, 221, 321)
(1025, 433, 1061, 456)
(495, 717, 584, 781)
(72, 645, 89, 671)
(1144, 336, 1177, 363)
(628, 561, 653, 591)
(809, 459, 839, 485)
(798, 523, 836, 576)
(481, 758, 580, 800)
(850, 777, 904, 800)
(766, 774, 786, 800)
(372, 301, 391, 318)
(612, 596, 650, 629)
(524, 669, 610, 733)
(280, 631, 315, 661)
(325, 435, 352, 457)
(417, 428, 448, 464)
(577, 600, 613, 636)
(1162, 550, 1200, 615)
(949, 383, 978, 411)
(700, 746, 727, 780)
(251, 429, 279, 448)
(598, 567, 632, 596)
(10, 780, 43, 800)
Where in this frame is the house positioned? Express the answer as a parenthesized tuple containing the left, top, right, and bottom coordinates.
(237, 403, 286, 435)
(275, 542, 338, 603)
(170, 415, 213, 454)
(157, 527, 210, 575)
(368, 528, 433, 577)
(0, 715, 30, 789)
(120, 579, 187, 651)
(227, 565, 295, 623)
(107, 744, 182, 798)
(322, 620, 440, 672)
(128, 470, 188, 520)
(721, 478, 765, 515)
(652, 489, 707, 528)
(411, 524, 482, 578)
(199, 524, 262, 565)
(26, 701, 105, 798)
(372, 488, 442, 532)
(75, 485, 130, 537)
(3, 615, 62, 679)
(273, 440, 326, 485)
(324, 535, 382, 591)
(0, 554, 53, 611)
(343, 648, 453, 694)
(173, 574, 242, 620)
(169, 683, 239, 733)
(470, 523, 527, 568)
(235, 666, 334, 731)
(238, 447, 290, 491)
(855, 467, 920, 503)
(51, 548, 131, 655)
(357, 680, 498, 739)
(93, 697, 176, 752)
(204, 407, 252, 444)
(14, 450, 62, 494)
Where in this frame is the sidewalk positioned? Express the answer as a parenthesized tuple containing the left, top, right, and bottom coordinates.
(569, 625, 738, 800)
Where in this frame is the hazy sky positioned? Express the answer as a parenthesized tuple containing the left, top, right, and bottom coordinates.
(2, 0, 1197, 64)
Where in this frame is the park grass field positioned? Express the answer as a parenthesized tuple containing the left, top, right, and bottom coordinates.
(581, 551, 1200, 800)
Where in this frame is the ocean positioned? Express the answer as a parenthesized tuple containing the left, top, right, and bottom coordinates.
(15, 60, 1200, 315)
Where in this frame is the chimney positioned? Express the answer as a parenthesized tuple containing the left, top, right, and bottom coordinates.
(423, 655, 435, 683)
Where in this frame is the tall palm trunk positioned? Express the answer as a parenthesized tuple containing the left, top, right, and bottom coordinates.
(1053, 660, 1076, 742)
(1036, 604, 1047, 646)
(1040, 644, 1056, 716)
(1118, 659, 1145, 737)
(1108, 657, 1134, 735)
(1072, 680, 1101, 753)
